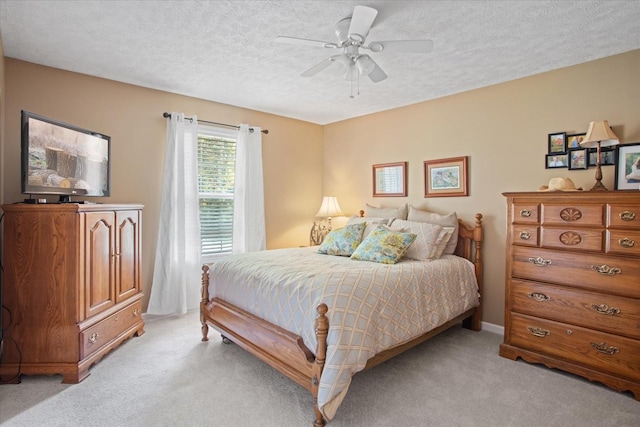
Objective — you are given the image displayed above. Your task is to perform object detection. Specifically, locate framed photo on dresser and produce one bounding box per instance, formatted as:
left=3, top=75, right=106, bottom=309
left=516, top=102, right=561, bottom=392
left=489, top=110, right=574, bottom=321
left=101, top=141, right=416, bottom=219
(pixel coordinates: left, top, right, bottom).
left=615, top=142, right=640, bottom=190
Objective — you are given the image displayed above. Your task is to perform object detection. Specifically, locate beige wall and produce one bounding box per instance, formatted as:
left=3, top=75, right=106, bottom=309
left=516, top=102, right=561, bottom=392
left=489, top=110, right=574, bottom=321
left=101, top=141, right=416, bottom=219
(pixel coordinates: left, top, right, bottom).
left=2, top=59, right=324, bottom=311
left=323, top=49, right=640, bottom=326
left=2, top=50, right=639, bottom=326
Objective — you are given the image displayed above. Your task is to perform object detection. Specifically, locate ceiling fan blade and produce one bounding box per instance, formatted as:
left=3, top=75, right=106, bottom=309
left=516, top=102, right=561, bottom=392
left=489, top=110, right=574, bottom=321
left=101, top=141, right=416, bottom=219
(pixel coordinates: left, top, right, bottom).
left=348, top=5, right=378, bottom=42
left=275, top=36, right=338, bottom=49
left=367, top=62, right=388, bottom=83
left=301, top=55, right=345, bottom=77
left=367, top=40, right=434, bottom=54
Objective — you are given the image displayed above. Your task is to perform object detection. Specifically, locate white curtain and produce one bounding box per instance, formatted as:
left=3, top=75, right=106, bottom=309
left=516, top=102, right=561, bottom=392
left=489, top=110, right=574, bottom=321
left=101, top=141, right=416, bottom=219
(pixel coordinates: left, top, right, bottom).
left=147, top=113, right=202, bottom=315
left=233, top=124, right=266, bottom=253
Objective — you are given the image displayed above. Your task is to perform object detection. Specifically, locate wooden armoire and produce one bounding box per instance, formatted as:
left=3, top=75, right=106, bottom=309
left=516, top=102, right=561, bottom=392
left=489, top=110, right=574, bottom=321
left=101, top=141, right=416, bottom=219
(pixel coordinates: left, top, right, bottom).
left=0, top=203, right=145, bottom=383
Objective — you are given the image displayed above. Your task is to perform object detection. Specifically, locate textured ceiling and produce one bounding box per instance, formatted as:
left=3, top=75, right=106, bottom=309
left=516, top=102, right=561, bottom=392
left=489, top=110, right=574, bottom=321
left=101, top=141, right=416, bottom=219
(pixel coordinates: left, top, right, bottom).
left=1, top=1, right=640, bottom=125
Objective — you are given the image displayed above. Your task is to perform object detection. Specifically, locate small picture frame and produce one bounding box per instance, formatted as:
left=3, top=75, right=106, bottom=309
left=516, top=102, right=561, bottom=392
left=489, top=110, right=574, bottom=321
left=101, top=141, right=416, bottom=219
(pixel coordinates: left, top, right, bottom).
left=373, top=162, right=407, bottom=197
left=566, top=133, right=586, bottom=149
left=568, top=149, right=588, bottom=170
left=424, top=156, right=468, bottom=197
left=587, top=147, right=616, bottom=167
left=545, top=153, right=568, bottom=169
left=548, top=132, right=567, bottom=153
left=614, top=142, right=640, bottom=190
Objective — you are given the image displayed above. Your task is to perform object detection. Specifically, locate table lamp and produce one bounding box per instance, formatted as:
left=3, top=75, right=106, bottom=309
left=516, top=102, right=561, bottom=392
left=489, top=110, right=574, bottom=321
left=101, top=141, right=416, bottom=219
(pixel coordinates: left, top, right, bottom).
left=579, top=120, right=619, bottom=191
left=310, top=196, right=344, bottom=245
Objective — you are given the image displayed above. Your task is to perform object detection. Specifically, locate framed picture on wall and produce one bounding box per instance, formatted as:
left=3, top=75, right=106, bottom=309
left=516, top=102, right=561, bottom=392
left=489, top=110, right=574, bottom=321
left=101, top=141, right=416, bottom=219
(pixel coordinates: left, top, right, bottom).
left=566, top=133, right=586, bottom=149
left=614, top=142, right=640, bottom=190
left=568, top=149, right=588, bottom=170
left=548, top=132, right=567, bottom=153
left=587, top=147, right=616, bottom=167
left=424, top=156, right=468, bottom=197
left=372, top=162, right=407, bottom=197
left=545, top=153, right=568, bottom=169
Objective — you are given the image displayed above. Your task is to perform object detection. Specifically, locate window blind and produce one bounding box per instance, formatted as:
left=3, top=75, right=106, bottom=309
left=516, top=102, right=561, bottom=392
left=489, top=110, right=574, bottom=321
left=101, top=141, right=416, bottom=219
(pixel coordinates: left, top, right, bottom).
left=197, top=130, right=236, bottom=256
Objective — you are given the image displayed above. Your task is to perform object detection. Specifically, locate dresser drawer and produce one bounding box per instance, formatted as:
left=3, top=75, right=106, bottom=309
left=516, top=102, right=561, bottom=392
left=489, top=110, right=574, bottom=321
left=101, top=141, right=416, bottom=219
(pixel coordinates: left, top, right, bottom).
left=607, top=229, right=640, bottom=256
left=541, top=227, right=604, bottom=252
left=509, top=313, right=640, bottom=381
left=80, top=300, right=143, bottom=359
left=511, top=203, right=539, bottom=224
left=511, top=246, right=640, bottom=298
left=511, top=225, right=539, bottom=247
left=608, top=204, right=640, bottom=229
left=542, top=204, right=604, bottom=226
left=510, top=279, right=640, bottom=339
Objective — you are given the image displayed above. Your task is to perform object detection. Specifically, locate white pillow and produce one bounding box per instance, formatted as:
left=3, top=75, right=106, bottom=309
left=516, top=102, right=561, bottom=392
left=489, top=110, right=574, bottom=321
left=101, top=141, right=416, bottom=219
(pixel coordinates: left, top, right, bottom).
left=433, top=227, right=456, bottom=258
left=346, top=216, right=391, bottom=239
left=407, top=205, right=459, bottom=255
left=390, top=220, right=453, bottom=260
left=365, top=203, right=408, bottom=220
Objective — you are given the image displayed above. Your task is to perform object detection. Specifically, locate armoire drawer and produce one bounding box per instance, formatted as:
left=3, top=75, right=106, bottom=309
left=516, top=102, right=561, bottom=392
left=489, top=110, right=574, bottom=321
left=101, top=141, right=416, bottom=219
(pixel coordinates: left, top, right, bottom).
left=80, top=300, right=143, bottom=359
left=510, top=279, right=640, bottom=339
left=511, top=246, right=640, bottom=298
left=509, top=313, right=640, bottom=381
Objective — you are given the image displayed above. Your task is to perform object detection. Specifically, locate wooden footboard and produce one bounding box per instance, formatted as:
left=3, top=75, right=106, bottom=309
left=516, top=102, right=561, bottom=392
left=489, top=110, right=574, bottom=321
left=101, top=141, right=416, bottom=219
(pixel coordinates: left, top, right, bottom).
left=200, top=269, right=328, bottom=426
left=200, top=213, right=484, bottom=426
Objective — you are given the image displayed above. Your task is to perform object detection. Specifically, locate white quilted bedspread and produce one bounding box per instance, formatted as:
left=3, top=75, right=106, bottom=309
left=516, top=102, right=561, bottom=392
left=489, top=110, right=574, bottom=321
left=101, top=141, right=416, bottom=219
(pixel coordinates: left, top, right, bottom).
left=208, top=247, right=479, bottom=420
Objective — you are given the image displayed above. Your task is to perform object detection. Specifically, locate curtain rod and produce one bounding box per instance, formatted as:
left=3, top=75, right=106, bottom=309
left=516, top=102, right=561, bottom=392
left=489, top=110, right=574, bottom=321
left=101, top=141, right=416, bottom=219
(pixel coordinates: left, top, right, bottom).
left=162, top=112, right=268, bottom=134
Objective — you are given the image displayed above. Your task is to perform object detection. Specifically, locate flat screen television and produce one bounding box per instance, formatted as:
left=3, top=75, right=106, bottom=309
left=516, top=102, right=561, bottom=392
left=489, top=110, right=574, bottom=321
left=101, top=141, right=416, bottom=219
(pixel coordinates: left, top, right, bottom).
left=21, top=110, right=111, bottom=202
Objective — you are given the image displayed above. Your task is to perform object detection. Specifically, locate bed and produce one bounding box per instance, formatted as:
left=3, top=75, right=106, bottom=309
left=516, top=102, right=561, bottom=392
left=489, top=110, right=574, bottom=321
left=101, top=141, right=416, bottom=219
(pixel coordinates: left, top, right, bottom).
left=200, top=211, right=483, bottom=426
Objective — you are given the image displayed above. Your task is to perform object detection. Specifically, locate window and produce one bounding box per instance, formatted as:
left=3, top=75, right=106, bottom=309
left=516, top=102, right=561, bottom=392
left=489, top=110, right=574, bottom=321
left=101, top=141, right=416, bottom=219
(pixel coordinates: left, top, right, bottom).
left=197, top=125, right=237, bottom=258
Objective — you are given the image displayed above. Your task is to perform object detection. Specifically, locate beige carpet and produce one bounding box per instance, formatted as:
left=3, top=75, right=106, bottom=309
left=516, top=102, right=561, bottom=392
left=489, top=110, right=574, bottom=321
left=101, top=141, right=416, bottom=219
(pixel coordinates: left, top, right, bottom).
left=1, top=310, right=638, bottom=426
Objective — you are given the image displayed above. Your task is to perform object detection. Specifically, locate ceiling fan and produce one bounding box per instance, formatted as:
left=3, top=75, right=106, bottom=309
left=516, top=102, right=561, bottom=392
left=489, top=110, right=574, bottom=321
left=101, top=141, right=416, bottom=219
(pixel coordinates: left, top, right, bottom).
left=276, top=5, right=434, bottom=97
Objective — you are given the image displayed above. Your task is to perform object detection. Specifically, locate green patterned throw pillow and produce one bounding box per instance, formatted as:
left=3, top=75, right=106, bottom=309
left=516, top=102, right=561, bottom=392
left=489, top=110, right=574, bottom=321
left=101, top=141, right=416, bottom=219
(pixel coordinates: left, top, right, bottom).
left=317, top=222, right=366, bottom=256
left=350, top=225, right=417, bottom=264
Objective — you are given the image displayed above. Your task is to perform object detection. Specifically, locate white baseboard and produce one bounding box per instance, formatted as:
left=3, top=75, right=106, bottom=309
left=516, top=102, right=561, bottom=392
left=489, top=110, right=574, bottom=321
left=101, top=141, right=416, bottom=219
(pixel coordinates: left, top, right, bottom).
left=481, top=321, right=504, bottom=335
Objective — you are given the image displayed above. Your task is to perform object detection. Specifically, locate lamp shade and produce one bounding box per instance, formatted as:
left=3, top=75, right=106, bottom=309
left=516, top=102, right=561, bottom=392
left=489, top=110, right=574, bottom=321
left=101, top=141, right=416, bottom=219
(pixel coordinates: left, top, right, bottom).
left=315, top=196, right=344, bottom=218
left=579, top=120, right=619, bottom=148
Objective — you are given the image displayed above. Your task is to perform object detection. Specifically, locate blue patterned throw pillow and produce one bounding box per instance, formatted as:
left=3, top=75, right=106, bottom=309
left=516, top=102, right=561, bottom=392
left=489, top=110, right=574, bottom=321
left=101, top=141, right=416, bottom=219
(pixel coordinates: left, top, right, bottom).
left=317, top=222, right=366, bottom=256
left=350, top=225, right=417, bottom=264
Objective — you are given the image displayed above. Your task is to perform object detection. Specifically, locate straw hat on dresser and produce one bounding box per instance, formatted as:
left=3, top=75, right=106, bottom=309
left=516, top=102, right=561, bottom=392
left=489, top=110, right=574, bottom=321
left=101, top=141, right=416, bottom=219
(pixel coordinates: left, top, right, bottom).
left=538, top=177, right=583, bottom=191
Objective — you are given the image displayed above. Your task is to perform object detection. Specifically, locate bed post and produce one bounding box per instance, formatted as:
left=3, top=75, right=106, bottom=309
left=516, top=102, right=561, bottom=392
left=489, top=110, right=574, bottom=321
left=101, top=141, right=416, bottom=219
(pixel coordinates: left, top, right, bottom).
left=201, top=264, right=211, bottom=342
left=463, top=213, right=483, bottom=331
left=312, top=303, right=329, bottom=427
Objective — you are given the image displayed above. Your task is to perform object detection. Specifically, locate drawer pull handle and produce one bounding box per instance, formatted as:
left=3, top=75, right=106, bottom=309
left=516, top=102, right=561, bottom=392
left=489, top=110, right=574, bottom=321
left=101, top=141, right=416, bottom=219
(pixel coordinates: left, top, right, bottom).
left=591, top=304, right=620, bottom=316
left=619, top=211, right=636, bottom=221
left=519, top=231, right=531, bottom=240
left=591, top=264, right=621, bottom=275
left=88, top=332, right=99, bottom=345
left=133, top=308, right=140, bottom=316
left=618, top=237, right=635, bottom=248
left=590, top=342, right=619, bottom=355
left=560, top=208, right=582, bottom=222
left=520, top=209, right=532, bottom=218
left=528, top=292, right=550, bottom=302
left=528, top=257, right=551, bottom=267
left=527, top=326, right=550, bottom=338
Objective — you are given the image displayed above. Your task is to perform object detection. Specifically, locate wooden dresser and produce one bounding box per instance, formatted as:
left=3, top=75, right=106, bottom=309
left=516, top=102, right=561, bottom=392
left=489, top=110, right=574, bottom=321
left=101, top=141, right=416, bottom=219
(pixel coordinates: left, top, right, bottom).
left=0, top=203, right=145, bottom=383
left=500, top=191, right=640, bottom=400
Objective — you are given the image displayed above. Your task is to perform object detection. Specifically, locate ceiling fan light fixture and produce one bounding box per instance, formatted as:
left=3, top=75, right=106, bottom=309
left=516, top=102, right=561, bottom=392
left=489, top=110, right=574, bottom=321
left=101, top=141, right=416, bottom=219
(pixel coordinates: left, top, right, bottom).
left=356, top=55, right=375, bottom=76
left=343, top=63, right=357, bottom=81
